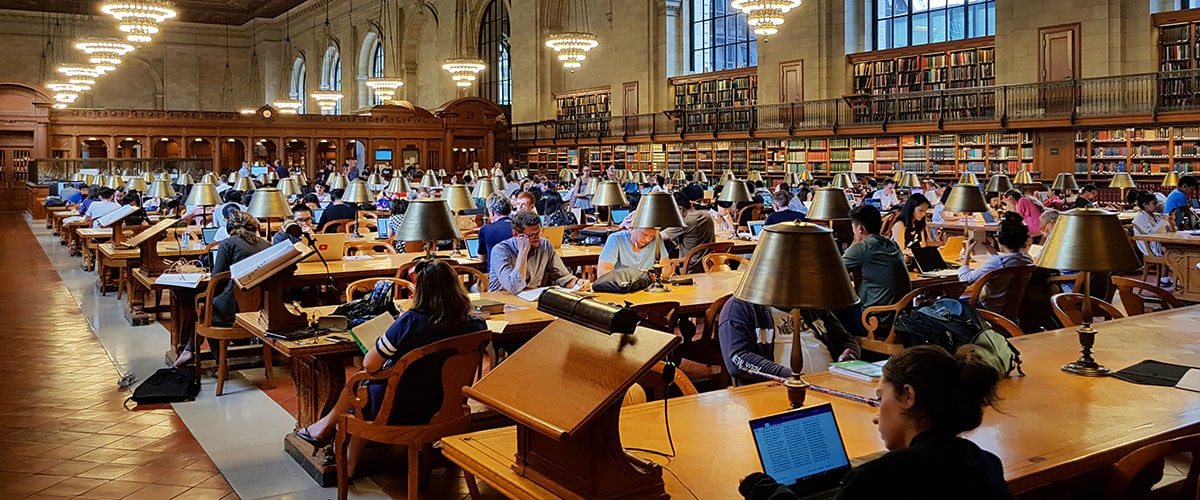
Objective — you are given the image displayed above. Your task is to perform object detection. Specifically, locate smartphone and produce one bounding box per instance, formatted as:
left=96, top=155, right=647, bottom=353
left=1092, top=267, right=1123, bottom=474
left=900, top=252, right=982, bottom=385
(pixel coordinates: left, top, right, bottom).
left=325, top=334, right=351, bottom=343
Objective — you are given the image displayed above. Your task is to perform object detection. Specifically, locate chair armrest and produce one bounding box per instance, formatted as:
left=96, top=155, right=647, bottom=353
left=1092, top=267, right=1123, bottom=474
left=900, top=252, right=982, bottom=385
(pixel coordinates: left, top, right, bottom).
left=963, top=279, right=985, bottom=305
left=861, top=303, right=902, bottom=344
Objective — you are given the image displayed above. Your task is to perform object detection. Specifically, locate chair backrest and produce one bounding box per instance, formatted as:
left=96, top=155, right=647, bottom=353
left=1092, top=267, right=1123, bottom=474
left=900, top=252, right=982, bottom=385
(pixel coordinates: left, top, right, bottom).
left=880, top=211, right=901, bottom=235
left=1103, top=433, right=1200, bottom=500
left=324, top=220, right=351, bottom=234
left=1051, top=293, right=1125, bottom=328
left=345, top=277, right=416, bottom=302
left=678, top=241, right=734, bottom=275
left=1111, top=276, right=1185, bottom=317
left=345, top=241, right=397, bottom=256
left=699, top=294, right=734, bottom=345
left=978, top=309, right=1024, bottom=338
left=198, top=272, right=260, bottom=334
left=940, top=236, right=966, bottom=260
left=632, top=301, right=680, bottom=334
left=702, top=253, right=750, bottom=273
left=632, top=361, right=699, bottom=403
left=402, top=240, right=426, bottom=253
left=964, top=264, right=1036, bottom=320
left=452, top=265, right=488, bottom=291
left=862, top=281, right=968, bottom=341
left=368, top=330, right=491, bottom=427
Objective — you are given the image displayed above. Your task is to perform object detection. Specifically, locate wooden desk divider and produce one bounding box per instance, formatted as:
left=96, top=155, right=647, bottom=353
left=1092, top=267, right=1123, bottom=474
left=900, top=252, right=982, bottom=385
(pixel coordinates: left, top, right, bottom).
left=97, top=205, right=141, bottom=245
left=462, top=320, right=680, bottom=499
left=231, top=241, right=315, bottom=333
left=119, top=217, right=179, bottom=276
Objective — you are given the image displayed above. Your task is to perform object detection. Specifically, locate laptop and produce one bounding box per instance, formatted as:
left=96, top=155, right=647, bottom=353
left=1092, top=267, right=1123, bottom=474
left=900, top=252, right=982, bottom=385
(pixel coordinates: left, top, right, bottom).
left=749, top=403, right=852, bottom=500
left=313, top=209, right=325, bottom=222
left=302, top=233, right=346, bottom=262
left=981, top=211, right=997, bottom=224
left=912, top=246, right=960, bottom=277
left=609, top=209, right=630, bottom=224
left=201, top=226, right=219, bottom=245
left=464, top=238, right=481, bottom=259
left=541, top=226, right=566, bottom=249
left=748, top=221, right=766, bottom=238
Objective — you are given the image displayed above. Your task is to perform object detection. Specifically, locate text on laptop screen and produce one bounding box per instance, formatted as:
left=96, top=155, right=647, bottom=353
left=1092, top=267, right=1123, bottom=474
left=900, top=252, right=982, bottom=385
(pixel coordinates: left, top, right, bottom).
left=751, top=404, right=850, bottom=486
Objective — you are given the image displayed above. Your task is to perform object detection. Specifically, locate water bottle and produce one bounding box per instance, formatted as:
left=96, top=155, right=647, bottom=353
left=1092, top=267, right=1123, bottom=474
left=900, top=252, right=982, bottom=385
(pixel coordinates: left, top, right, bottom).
left=180, top=231, right=191, bottom=248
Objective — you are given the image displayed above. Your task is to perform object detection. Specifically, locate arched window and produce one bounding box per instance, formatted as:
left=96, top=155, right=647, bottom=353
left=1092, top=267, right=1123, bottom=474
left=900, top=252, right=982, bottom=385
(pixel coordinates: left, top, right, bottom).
left=689, top=0, right=756, bottom=74
left=478, top=0, right=510, bottom=105
left=290, top=57, right=306, bottom=114
left=321, top=46, right=342, bottom=114
left=371, top=38, right=385, bottom=105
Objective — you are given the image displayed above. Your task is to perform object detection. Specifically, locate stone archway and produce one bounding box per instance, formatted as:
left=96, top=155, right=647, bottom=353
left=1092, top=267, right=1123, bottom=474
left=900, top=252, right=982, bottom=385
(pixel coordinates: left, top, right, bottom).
left=0, top=82, right=52, bottom=211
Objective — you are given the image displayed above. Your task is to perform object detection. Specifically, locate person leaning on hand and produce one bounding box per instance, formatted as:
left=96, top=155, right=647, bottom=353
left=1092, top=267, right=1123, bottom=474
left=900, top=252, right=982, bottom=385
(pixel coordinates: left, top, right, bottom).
left=488, top=210, right=589, bottom=294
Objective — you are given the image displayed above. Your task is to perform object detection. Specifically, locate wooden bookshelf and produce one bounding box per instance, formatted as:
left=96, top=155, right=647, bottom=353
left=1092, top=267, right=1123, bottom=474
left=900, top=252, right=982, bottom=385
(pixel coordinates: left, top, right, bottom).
left=1073, top=126, right=1200, bottom=177
left=1158, top=22, right=1199, bottom=108
left=554, top=87, right=611, bottom=138
left=847, top=39, right=995, bottom=123
left=669, top=68, right=758, bottom=133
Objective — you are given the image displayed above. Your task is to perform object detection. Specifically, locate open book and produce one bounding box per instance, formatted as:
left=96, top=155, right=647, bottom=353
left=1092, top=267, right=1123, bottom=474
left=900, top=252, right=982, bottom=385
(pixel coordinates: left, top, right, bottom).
left=154, top=273, right=206, bottom=288
left=349, top=313, right=395, bottom=354
left=119, top=217, right=178, bottom=248
left=95, top=205, right=140, bottom=228
left=231, top=240, right=314, bottom=290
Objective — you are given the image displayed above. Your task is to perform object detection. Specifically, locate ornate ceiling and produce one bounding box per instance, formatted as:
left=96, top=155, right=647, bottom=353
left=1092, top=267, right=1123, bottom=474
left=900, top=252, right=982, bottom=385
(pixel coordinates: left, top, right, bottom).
left=0, top=0, right=307, bottom=25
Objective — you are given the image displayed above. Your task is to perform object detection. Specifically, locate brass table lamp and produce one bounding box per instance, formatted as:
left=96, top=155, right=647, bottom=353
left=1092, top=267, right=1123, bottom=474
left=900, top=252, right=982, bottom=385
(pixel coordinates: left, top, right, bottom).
left=1051, top=173, right=1079, bottom=192
left=559, top=168, right=577, bottom=184
left=748, top=171, right=764, bottom=183
left=227, top=171, right=239, bottom=184
left=717, top=178, right=752, bottom=203
left=386, top=176, right=411, bottom=195
left=442, top=184, right=477, bottom=256
left=247, top=187, right=291, bottom=236
left=1013, top=169, right=1035, bottom=185
left=900, top=172, right=921, bottom=189
left=592, top=180, right=629, bottom=227
left=158, top=172, right=171, bottom=182
left=278, top=177, right=301, bottom=198
left=147, top=179, right=176, bottom=200
left=185, top=182, right=221, bottom=227
left=327, top=174, right=349, bottom=191
left=893, top=171, right=905, bottom=183
left=420, top=170, right=439, bottom=188
left=806, top=187, right=852, bottom=221
left=141, top=171, right=154, bottom=183
left=985, top=174, right=1014, bottom=194
left=128, top=177, right=149, bottom=194
left=266, top=170, right=280, bottom=183
left=843, top=171, right=858, bottom=185
left=830, top=173, right=852, bottom=190
left=694, top=169, right=708, bottom=185
left=958, top=171, right=980, bottom=186
left=734, top=221, right=859, bottom=403
left=944, top=183, right=991, bottom=247
left=394, top=199, right=464, bottom=257
left=630, top=191, right=684, bottom=293
left=233, top=176, right=255, bottom=192
left=367, top=172, right=386, bottom=189
left=1108, top=172, right=1136, bottom=206
left=104, top=175, right=125, bottom=190
left=1163, top=171, right=1180, bottom=188
left=491, top=176, right=506, bottom=195
left=343, top=179, right=375, bottom=205
left=1036, top=208, right=1141, bottom=376
left=472, top=178, right=496, bottom=200
left=585, top=177, right=600, bottom=196
left=201, top=173, right=218, bottom=184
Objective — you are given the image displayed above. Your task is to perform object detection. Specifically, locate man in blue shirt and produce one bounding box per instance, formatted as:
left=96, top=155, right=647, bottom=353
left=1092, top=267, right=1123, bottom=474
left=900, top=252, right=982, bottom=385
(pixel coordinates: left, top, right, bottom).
left=1164, top=175, right=1198, bottom=224
left=66, top=184, right=87, bottom=205
left=488, top=210, right=587, bottom=294
left=764, top=190, right=805, bottom=226
left=477, top=193, right=513, bottom=272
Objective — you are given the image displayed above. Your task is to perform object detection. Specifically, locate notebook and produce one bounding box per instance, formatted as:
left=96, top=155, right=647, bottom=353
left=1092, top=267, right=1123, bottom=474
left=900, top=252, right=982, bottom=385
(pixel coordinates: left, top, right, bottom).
left=749, top=403, right=852, bottom=499
left=748, top=221, right=766, bottom=237
left=912, top=246, right=959, bottom=277
left=542, top=226, right=565, bottom=249
left=302, top=233, right=346, bottom=262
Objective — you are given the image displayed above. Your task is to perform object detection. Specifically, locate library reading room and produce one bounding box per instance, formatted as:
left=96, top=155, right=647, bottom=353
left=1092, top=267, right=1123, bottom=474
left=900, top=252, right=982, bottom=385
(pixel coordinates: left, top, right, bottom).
left=7, top=0, right=1200, bottom=498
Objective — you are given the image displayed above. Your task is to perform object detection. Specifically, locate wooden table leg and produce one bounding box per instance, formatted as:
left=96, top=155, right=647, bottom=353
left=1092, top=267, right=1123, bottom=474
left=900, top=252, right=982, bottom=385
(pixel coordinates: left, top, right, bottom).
left=125, top=263, right=152, bottom=326
left=1163, top=247, right=1200, bottom=302
left=169, top=288, right=198, bottom=354
left=291, top=352, right=352, bottom=427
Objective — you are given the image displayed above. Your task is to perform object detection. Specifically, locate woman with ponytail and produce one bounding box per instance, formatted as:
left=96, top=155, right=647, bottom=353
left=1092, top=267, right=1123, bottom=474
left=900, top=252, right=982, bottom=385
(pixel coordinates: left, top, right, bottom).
left=957, top=211, right=1034, bottom=312
left=740, top=345, right=1010, bottom=500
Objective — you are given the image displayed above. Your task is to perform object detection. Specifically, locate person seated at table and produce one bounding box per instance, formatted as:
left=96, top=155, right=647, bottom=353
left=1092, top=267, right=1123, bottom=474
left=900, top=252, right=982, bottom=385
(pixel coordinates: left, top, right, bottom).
left=293, top=259, right=487, bottom=467
left=213, top=190, right=246, bottom=228
left=489, top=211, right=589, bottom=294
left=872, top=179, right=899, bottom=211
left=596, top=226, right=672, bottom=279
left=171, top=210, right=271, bottom=369
left=511, top=190, right=537, bottom=214
left=317, top=189, right=356, bottom=233
left=710, top=201, right=738, bottom=237
left=1165, top=175, right=1199, bottom=230
left=765, top=190, right=805, bottom=226
left=83, top=187, right=121, bottom=228
left=385, top=198, right=408, bottom=244
left=1074, top=184, right=1100, bottom=208
left=1131, top=192, right=1176, bottom=284
left=718, top=297, right=861, bottom=386
left=273, top=204, right=316, bottom=245
left=843, top=205, right=910, bottom=336
left=542, top=192, right=577, bottom=245
left=1004, top=189, right=1043, bottom=240
left=891, top=194, right=935, bottom=253
left=478, top=194, right=513, bottom=270
left=76, top=184, right=101, bottom=215
left=739, top=345, right=1008, bottom=500
left=119, top=193, right=149, bottom=226
left=66, top=183, right=87, bottom=205
left=661, top=192, right=716, bottom=274
left=958, top=212, right=1033, bottom=312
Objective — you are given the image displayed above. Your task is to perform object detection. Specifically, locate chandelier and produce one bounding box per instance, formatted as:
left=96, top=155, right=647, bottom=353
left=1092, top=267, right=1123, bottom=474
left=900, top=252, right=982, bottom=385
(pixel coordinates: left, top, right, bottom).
left=442, top=59, right=486, bottom=87
left=311, top=88, right=343, bottom=113
left=545, top=0, right=598, bottom=70
left=365, top=78, right=404, bottom=101
left=544, top=33, right=599, bottom=69
left=367, top=0, right=404, bottom=102
left=100, top=0, right=178, bottom=43
left=56, top=64, right=103, bottom=89
left=272, top=98, right=303, bottom=114
left=47, top=82, right=84, bottom=108
left=731, top=0, right=802, bottom=38
left=75, top=38, right=135, bottom=72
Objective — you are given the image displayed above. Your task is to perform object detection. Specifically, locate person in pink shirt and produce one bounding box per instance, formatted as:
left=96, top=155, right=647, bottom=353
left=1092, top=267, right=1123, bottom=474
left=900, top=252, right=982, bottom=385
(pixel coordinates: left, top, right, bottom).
left=1004, top=189, right=1044, bottom=239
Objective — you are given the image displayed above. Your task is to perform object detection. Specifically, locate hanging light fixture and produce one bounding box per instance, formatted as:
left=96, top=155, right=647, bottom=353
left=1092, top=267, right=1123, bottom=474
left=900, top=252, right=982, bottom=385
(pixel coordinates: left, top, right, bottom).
left=365, top=0, right=404, bottom=102
left=47, top=82, right=82, bottom=109
left=272, top=14, right=303, bottom=113
left=442, top=0, right=486, bottom=88
left=56, top=64, right=103, bottom=89
left=310, top=3, right=343, bottom=114
left=241, top=20, right=261, bottom=114
left=731, top=0, right=803, bottom=38
left=100, top=0, right=178, bottom=43
left=74, top=38, right=134, bottom=73
left=545, top=0, right=599, bottom=70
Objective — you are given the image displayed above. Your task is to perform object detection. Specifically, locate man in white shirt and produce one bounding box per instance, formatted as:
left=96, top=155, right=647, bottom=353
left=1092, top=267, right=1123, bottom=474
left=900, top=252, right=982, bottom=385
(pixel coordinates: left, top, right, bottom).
left=872, top=179, right=899, bottom=211
left=84, top=187, right=121, bottom=228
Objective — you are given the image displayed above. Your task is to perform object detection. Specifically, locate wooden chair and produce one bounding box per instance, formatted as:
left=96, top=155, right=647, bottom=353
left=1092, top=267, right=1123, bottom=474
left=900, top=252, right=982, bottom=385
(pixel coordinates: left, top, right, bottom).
left=736, top=205, right=763, bottom=229
left=344, top=277, right=416, bottom=302
left=452, top=264, right=488, bottom=291
left=344, top=241, right=396, bottom=256
left=963, top=265, right=1036, bottom=322
left=1102, top=433, right=1200, bottom=500
left=678, top=294, right=733, bottom=389
left=401, top=240, right=426, bottom=253
left=195, top=272, right=275, bottom=396
left=860, top=282, right=968, bottom=356
left=333, top=330, right=490, bottom=500
left=1051, top=293, right=1126, bottom=328
left=324, top=220, right=352, bottom=234
left=880, top=211, right=901, bottom=237
left=702, top=253, right=750, bottom=273
left=978, top=309, right=1025, bottom=338
left=667, top=241, right=734, bottom=276
left=1142, top=253, right=1168, bottom=283
left=1111, top=276, right=1185, bottom=317
left=632, top=301, right=680, bottom=334
left=626, top=361, right=700, bottom=405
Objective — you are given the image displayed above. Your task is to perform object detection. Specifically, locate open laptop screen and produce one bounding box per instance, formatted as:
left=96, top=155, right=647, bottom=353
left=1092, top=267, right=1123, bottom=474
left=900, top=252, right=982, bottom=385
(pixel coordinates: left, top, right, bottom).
left=749, top=403, right=851, bottom=488
left=465, top=238, right=480, bottom=259
left=749, top=221, right=766, bottom=237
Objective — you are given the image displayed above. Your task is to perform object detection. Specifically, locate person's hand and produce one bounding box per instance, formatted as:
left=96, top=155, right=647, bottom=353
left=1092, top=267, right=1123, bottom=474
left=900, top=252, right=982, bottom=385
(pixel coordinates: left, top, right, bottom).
left=573, top=278, right=591, bottom=291
left=837, top=348, right=857, bottom=362
left=514, top=234, right=531, bottom=255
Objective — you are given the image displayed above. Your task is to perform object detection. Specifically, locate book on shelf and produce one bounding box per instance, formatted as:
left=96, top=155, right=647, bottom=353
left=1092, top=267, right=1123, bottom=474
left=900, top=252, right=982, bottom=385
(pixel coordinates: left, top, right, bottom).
left=231, top=240, right=314, bottom=290
left=830, top=360, right=887, bottom=382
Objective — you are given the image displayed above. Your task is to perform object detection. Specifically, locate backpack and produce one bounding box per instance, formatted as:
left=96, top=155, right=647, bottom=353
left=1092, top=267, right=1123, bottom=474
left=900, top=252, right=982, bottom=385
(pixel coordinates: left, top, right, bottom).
left=591, top=267, right=653, bottom=294
left=333, top=280, right=401, bottom=328
left=894, top=298, right=1024, bottom=377
left=124, top=367, right=200, bottom=408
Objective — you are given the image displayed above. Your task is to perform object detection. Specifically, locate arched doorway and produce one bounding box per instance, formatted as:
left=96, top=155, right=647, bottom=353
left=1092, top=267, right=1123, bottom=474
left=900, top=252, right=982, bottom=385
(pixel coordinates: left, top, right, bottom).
left=221, top=139, right=245, bottom=174
left=188, top=139, right=213, bottom=159
left=316, top=139, right=338, bottom=170
left=253, top=139, right=277, bottom=166
left=284, top=139, right=307, bottom=171
left=116, top=138, right=141, bottom=158
left=0, top=83, right=50, bottom=211
left=81, top=138, right=108, bottom=158
left=153, top=138, right=180, bottom=158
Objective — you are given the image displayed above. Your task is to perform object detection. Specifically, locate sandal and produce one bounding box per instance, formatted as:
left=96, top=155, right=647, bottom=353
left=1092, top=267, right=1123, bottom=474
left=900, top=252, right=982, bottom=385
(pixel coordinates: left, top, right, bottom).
left=294, top=427, right=328, bottom=449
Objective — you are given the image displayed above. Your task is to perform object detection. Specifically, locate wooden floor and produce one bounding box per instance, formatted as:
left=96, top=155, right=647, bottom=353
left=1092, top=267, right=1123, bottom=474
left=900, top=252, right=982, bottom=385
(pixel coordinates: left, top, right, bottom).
left=0, top=214, right=234, bottom=499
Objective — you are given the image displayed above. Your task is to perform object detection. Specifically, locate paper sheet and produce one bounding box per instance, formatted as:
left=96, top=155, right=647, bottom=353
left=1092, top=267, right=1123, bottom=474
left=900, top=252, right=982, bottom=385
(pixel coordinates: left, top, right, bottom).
left=154, top=273, right=206, bottom=288
left=1176, top=369, right=1200, bottom=393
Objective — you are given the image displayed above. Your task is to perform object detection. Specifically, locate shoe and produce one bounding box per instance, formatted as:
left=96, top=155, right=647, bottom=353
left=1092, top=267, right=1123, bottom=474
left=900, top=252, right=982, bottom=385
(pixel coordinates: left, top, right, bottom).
left=293, top=427, right=328, bottom=449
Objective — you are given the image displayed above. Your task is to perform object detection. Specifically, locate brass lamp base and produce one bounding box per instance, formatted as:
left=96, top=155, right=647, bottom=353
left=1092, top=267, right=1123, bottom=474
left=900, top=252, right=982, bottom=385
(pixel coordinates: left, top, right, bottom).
left=1062, top=322, right=1110, bottom=377
left=646, top=264, right=670, bottom=293
left=1062, top=362, right=1110, bottom=377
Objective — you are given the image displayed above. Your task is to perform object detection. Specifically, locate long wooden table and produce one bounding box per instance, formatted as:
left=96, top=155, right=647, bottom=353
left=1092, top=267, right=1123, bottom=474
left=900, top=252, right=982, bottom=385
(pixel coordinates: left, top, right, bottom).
left=99, top=241, right=209, bottom=324
left=1133, top=231, right=1200, bottom=301
left=443, top=306, right=1200, bottom=498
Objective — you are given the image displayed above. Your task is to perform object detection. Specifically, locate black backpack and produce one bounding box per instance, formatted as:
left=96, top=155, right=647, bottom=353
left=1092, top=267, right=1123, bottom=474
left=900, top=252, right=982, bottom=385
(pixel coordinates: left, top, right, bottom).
left=894, top=298, right=1024, bottom=376
left=125, top=368, right=200, bottom=408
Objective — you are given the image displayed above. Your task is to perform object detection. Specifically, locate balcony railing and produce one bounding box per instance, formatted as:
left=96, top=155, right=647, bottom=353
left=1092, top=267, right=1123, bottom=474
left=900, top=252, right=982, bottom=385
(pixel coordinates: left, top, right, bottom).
left=513, top=69, right=1200, bottom=143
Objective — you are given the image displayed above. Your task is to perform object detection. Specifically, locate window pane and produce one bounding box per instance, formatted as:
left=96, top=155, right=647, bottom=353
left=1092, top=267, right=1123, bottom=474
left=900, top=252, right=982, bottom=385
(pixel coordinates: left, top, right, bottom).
left=987, top=3, right=994, bottom=34
left=877, top=19, right=890, bottom=48
left=878, top=0, right=892, bottom=17
left=894, top=18, right=909, bottom=47
left=911, top=12, right=928, bottom=45
left=894, top=0, right=909, bottom=15
left=912, top=0, right=928, bottom=12
left=930, top=9, right=946, bottom=42
left=948, top=6, right=965, bottom=40
left=969, top=3, right=986, bottom=37
left=930, top=0, right=946, bottom=9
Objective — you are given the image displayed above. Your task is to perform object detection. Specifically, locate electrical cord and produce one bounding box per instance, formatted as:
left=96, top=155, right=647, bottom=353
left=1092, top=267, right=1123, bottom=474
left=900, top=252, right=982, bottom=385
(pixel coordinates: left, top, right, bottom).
left=623, top=362, right=698, bottom=499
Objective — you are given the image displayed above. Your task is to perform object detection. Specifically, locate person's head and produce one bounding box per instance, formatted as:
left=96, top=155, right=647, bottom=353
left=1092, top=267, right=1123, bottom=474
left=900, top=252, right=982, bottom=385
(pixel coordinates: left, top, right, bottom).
left=581, top=164, right=592, bottom=178
left=997, top=211, right=1030, bottom=252
left=514, top=191, right=537, bottom=213
left=1039, top=209, right=1060, bottom=236
left=543, top=191, right=566, bottom=215
left=486, top=193, right=511, bottom=218
left=899, top=194, right=930, bottom=227
left=79, top=185, right=90, bottom=195
left=607, top=165, right=616, bottom=178
left=225, top=209, right=262, bottom=244
left=224, top=190, right=244, bottom=205
left=1136, top=191, right=1160, bottom=213
left=97, top=187, right=115, bottom=201
left=771, top=189, right=793, bottom=210
left=330, top=189, right=345, bottom=203
left=315, top=183, right=327, bottom=194
left=1180, top=175, right=1200, bottom=196
left=1125, top=188, right=1143, bottom=207
left=986, top=192, right=1002, bottom=209
left=655, top=174, right=665, bottom=187
left=629, top=227, right=658, bottom=248
left=1080, top=184, right=1098, bottom=200
left=849, top=205, right=883, bottom=236
left=882, top=179, right=895, bottom=193
left=390, top=198, right=409, bottom=217
left=875, top=345, right=999, bottom=450
left=776, top=182, right=790, bottom=193
left=510, top=210, right=544, bottom=249
left=1003, top=189, right=1025, bottom=211
left=409, top=258, right=473, bottom=330
left=121, top=193, right=141, bottom=207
